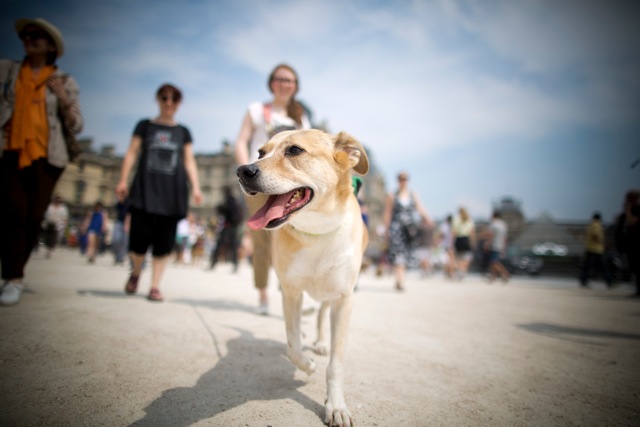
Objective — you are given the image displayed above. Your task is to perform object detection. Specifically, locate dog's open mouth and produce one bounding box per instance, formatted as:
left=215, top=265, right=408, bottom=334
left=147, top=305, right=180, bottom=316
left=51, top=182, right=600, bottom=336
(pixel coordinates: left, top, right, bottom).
left=247, top=187, right=314, bottom=230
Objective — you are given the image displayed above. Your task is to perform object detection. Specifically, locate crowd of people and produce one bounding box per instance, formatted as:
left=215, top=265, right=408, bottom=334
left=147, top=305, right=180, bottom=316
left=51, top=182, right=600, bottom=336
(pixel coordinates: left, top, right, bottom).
left=2, top=17, right=639, bottom=309
left=378, top=178, right=511, bottom=291
left=0, top=20, right=303, bottom=310
left=376, top=175, right=638, bottom=296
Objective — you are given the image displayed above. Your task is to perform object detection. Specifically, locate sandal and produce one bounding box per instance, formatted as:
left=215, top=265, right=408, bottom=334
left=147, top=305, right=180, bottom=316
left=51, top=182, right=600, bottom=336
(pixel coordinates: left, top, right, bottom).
left=125, top=274, right=139, bottom=295
left=147, top=288, right=164, bottom=302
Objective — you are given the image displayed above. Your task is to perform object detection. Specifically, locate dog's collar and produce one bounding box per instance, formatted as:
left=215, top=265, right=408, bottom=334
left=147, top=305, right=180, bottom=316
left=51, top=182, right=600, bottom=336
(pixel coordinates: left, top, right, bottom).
left=288, top=224, right=340, bottom=237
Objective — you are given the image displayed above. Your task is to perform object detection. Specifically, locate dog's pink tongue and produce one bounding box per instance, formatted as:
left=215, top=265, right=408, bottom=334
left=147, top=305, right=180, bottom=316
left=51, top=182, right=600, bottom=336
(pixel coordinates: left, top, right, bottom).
left=247, top=194, right=291, bottom=230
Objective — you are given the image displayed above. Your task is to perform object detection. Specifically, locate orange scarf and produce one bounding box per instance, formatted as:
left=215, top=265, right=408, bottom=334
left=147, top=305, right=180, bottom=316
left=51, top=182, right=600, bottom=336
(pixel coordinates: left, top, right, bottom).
left=8, top=64, right=55, bottom=168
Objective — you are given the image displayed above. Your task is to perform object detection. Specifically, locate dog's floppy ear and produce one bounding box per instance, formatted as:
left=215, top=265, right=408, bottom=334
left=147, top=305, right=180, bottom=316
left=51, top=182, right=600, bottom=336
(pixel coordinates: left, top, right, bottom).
left=333, top=132, right=369, bottom=175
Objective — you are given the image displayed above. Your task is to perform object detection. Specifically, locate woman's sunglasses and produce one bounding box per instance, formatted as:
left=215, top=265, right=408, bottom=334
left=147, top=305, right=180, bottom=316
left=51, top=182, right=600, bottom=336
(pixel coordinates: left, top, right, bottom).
left=19, top=30, right=47, bottom=41
left=272, top=77, right=296, bottom=85
left=160, top=95, right=180, bottom=103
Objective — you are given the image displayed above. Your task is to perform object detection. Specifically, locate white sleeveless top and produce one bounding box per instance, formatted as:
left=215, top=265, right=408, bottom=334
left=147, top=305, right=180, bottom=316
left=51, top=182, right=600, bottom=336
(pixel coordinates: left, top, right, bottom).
left=246, top=101, right=311, bottom=162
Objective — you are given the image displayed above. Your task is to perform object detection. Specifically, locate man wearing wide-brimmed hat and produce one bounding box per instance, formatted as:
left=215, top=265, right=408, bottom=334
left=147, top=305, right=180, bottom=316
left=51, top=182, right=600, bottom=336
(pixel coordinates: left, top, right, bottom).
left=0, top=18, right=83, bottom=307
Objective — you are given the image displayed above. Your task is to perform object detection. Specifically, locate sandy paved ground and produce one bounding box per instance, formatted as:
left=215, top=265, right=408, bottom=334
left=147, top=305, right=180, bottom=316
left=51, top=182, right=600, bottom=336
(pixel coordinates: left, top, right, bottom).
left=1, top=249, right=639, bottom=427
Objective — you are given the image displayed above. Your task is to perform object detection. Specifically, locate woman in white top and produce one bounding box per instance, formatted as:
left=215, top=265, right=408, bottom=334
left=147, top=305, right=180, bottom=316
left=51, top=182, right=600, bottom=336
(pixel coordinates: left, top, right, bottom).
left=452, top=206, right=476, bottom=279
left=234, top=64, right=311, bottom=315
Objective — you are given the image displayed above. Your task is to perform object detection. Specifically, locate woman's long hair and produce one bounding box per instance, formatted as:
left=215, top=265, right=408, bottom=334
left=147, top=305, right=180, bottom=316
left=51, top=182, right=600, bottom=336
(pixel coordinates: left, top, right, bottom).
left=459, top=207, right=469, bottom=222
left=267, top=63, right=304, bottom=126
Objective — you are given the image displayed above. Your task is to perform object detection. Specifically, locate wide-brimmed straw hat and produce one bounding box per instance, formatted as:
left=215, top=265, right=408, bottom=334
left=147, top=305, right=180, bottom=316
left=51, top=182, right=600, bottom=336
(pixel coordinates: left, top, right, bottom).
left=15, top=18, right=65, bottom=58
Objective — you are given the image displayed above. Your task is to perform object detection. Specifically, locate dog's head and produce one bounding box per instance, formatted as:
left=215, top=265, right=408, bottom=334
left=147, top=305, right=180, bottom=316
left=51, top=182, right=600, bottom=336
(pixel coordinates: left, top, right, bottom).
left=237, top=129, right=369, bottom=231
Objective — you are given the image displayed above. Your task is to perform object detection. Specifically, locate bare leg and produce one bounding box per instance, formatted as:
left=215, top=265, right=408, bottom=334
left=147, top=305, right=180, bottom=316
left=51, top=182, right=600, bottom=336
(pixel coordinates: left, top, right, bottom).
left=394, top=263, right=405, bottom=291
left=150, top=255, right=169, bottom=291
left=446, top=250, right=455, bottom=277
left=86, top=232, right=97, bottom=262
left=252, top=228, right=272, bottom=310
left=259, top=288, right=268, bottom=304
left=130, top=252, right=145, bottom=278
left=488, top=263, right=497, bottom=282
left=495, top=261, right=510, bottom=282
left=457, top=256, right=471, bottom=279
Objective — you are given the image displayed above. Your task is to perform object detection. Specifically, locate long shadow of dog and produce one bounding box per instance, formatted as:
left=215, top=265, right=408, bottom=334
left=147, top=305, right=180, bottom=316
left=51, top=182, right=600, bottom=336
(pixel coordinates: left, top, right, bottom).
left=128, top=326, right=323, bottom=426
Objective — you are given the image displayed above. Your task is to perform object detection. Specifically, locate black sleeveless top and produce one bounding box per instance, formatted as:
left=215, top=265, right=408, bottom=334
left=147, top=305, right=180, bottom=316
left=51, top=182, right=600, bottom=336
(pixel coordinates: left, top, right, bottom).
left=128, top=119, right=192, bottom=218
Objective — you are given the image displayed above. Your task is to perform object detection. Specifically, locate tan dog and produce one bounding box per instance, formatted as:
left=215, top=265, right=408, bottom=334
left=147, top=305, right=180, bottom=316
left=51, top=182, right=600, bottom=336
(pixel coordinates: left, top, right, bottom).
left=237, top=129, right=369, bottom=427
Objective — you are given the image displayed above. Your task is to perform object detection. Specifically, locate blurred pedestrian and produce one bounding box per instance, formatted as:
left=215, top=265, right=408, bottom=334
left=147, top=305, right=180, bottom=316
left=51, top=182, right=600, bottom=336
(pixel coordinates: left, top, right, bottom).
left=0, top=18, right=83, bottom=306
left=77, top=208, right=90, bottom=255
left=210, top=186, right=244, bottom=272
left=83, top=202, right=108, bottom=264
left=175, top=213, right=198, bottom=265
left=452, top=206, right=476, bottom=280
left=579, top=212, right=612, bottom=288
left=476, top=224, right=493, bottom=275
left=112, top=193, right=130, bottom=265
left=439, top=215, right=455, bottom=278
left=183, top=213, right=199, bottom=265
left=234, top=63, right=311, bottom=315
left=174, top=215, right=190, bottom=264
left=190, top=216, right=206, bottom=265
left=43, top=194, right=69, bottom=258
left=423, top=230, right=453, bottom=277
left=116, top=83, right=202, bottom=302
left=487, top=211, right=510, bottom=283
left=614, top=190, right=640, bottom=296
left=382, top=172, right=433, bottom=291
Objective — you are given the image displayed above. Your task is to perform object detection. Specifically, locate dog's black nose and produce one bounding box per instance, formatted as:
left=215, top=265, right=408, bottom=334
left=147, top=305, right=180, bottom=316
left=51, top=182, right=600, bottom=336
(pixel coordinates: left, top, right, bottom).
left=237, top=164, right=259, bottom=180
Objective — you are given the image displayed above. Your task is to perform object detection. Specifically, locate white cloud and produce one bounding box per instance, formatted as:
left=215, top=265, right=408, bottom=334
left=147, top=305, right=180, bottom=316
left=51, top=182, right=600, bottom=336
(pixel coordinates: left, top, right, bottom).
left=211, top=0, right=638, bottom=165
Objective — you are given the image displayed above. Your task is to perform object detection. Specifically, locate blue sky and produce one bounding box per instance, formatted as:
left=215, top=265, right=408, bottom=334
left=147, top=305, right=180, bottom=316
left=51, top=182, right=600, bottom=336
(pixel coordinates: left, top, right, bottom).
left=2, top=0, right=639, bottom=223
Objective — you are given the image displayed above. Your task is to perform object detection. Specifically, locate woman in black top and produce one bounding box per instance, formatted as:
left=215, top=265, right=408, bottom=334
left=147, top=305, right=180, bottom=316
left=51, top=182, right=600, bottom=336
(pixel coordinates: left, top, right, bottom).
left=115, top=83, right=202, bottom=302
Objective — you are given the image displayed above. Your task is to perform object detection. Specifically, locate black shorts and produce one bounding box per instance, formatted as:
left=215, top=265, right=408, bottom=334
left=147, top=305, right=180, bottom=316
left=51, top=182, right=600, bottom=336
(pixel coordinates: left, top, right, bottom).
left=128, top=208, right=180, bottom=257
left=454, top=236, right=471, bottom=254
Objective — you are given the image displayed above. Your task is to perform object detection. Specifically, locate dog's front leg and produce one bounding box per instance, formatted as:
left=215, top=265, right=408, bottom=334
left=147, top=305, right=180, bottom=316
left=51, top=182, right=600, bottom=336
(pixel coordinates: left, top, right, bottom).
left=325, top=295, right=354, bottom=427
left=314, top=301, right=330, bottom=355
left=282, top=289, right=316, bottom=375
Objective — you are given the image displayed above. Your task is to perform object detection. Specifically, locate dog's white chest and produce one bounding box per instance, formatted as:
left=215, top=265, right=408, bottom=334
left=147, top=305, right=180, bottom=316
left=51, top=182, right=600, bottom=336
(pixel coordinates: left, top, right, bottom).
left=277, top=232, right=361, bottom=301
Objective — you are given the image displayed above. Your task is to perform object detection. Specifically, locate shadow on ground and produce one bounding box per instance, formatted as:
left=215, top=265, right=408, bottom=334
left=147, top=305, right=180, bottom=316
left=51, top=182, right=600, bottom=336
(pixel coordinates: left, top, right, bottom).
left=77, top=289, right=144, bottom=300
left=77, top=290, right=270, bottom=317
left=128, top=327, right=323, bottom=426
left=519, top=322, right=640, bottom=345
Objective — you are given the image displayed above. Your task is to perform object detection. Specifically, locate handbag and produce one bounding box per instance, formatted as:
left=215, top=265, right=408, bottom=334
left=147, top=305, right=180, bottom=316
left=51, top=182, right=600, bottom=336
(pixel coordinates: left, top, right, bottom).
left=403, top=222, right=420, bottom=243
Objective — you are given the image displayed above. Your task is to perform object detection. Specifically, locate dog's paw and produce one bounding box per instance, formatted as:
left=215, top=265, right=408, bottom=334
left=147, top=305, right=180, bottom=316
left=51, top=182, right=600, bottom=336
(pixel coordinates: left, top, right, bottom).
left=324, top=402, right=353, bottom=427
left=287, top=350, right=317, bottom=375
left=313, top=340, right=329, bottom=356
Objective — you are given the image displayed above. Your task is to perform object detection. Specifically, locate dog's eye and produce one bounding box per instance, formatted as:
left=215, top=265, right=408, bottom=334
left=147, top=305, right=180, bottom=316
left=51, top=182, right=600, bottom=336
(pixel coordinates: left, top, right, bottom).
left=286, top=145, right=304, bottom=156
left=257, top=149, right=265, bottom=159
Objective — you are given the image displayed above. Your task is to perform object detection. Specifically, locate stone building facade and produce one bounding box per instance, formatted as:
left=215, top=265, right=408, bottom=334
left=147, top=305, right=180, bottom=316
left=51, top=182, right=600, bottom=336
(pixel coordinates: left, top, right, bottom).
left=53, top=139, right=388, bottom=234
left=54, top=139, right=601, bottom=277
left=54, top=139, right=121, bottom=219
